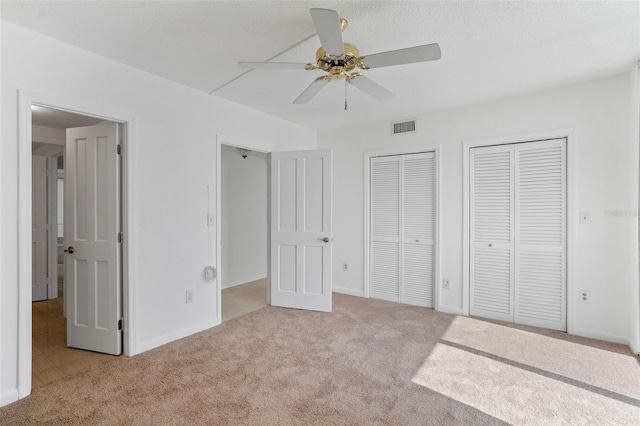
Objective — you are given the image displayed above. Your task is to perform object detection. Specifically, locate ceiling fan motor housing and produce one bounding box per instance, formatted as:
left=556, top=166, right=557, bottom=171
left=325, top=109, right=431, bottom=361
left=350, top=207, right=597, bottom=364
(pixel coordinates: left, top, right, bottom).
left=315, top=42, right=360, bottom=78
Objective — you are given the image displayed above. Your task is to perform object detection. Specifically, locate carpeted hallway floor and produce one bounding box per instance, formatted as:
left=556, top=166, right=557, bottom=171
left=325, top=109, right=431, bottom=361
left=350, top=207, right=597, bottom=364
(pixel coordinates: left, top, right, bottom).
left=1, top=294, right=639, bottom=425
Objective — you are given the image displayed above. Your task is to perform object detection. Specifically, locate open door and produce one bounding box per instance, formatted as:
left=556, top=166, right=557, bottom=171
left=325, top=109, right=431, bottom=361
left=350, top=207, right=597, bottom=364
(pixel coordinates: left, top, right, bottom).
left=270, top=149, right=332, bottom=312
left=64, top=122, right=122, bottom=355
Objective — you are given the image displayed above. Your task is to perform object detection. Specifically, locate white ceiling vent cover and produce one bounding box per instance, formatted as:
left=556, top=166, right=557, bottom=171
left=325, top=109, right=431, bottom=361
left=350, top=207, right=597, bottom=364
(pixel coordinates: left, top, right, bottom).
left=392, top=120, right=416, bottom=135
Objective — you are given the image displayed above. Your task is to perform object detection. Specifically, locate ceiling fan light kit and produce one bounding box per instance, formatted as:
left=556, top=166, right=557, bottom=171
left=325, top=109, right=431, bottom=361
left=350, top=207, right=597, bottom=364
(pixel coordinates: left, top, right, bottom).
left=238, top=8, right=441, bottom=108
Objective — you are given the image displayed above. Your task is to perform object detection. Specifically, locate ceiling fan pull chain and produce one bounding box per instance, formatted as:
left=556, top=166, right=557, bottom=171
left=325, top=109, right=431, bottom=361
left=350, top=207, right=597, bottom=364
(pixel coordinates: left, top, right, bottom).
left=344, top=77, right=348, bottom=111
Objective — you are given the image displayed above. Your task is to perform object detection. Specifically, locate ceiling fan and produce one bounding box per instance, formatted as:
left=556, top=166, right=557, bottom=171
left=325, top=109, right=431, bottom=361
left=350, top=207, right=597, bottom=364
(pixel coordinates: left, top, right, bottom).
left=238, top=8, right=441, bottom=108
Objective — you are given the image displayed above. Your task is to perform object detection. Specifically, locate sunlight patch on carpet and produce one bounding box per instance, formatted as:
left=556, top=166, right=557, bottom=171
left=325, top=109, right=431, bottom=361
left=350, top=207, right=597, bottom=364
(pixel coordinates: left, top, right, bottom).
left=412, top=342, right=640, bottom=424
left=437, top=316, right=640, bottom=399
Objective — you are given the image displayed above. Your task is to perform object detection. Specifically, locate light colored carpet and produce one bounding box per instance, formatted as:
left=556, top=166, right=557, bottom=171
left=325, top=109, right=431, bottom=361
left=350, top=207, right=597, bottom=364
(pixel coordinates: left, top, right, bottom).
left=1, top=294, right=639, bottom=425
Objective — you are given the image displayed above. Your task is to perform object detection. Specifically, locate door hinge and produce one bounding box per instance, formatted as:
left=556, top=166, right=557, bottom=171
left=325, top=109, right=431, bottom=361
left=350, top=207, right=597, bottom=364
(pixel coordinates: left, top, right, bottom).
left=118, top=318, right=123, bottom=330
left=117, top=144, right=122, bottom=155
left=117, top=232, right=123, bottom=243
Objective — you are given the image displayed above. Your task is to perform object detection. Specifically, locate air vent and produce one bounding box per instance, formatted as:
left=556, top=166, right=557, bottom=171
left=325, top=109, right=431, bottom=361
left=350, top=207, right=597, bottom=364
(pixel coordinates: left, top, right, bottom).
left=392, top=120, right=416, bottom=135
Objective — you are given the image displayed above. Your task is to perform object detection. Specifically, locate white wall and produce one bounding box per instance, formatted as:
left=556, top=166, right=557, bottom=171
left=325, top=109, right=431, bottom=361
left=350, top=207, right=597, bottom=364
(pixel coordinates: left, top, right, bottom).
left=221, top=145, right=267, bottom=288
left=319, top=72, right=638, bottom=348
left=0, top=21, right=316, bottom=405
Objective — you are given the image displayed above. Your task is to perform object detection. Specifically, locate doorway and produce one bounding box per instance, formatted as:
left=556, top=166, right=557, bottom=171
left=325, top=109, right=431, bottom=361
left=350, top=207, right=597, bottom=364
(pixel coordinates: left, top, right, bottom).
left=219, top=144, right=268, bottom=321
left=28, top=104, right=126, bottom=390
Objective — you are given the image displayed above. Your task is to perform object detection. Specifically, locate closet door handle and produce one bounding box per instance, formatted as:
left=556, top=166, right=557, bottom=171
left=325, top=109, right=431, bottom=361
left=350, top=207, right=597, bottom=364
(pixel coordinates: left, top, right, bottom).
left=64, top=246, right=75, bottom=254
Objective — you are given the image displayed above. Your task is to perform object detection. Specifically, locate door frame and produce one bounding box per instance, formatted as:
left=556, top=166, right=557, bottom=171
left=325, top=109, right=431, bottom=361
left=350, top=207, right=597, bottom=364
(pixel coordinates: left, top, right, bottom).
left=363, top=144, right=441, bottom=309
left=462, top=128, right=576, bottom=333
left=32, top=130, right=65, bottom=300
left=17, top=90, right=135, bottom=398
left=215, top=135, right=270, bottom=324
left=47, top=155, right=62, bottom=300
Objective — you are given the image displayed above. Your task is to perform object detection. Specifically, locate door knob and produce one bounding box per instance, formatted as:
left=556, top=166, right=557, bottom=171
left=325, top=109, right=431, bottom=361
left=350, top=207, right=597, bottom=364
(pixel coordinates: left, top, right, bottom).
left=318, top=237, right=331, bottom=243
left=64, top=246, right=75, bottom=254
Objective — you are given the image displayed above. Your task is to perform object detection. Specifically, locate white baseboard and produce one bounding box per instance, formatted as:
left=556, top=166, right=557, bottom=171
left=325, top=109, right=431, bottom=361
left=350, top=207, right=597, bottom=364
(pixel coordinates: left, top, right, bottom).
left=572, top=327, right=631, bottom=347
left=222, top=274, right=267, bottom=289
left=437, top=304, right=464, bottom=315
left=136, top=317, right=219, bottom=354
left=1, top=389, right=19, bottom=408
left=332, top=286, right=364, bottom=297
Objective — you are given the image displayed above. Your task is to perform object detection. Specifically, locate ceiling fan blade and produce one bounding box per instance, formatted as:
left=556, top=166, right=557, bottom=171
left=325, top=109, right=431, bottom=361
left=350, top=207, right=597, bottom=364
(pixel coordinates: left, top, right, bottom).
left=349, top=75, right=395, bottom=102
left=310, top=8, right=344, bottom=57
left=293, top=78, right=330, bottom=104
left=360, top=43, right=441, bottom=69
left=238, top=61, right=311, bottom=70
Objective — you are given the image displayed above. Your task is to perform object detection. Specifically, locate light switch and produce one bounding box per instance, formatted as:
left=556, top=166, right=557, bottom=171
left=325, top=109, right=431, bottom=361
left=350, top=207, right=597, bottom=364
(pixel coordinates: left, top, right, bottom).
left=207, top=213, right=215, bottom=227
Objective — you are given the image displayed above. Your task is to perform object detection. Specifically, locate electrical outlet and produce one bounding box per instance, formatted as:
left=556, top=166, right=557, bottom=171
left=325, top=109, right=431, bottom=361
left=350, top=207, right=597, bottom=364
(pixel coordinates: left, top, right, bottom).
left=186, top=290, right=194, bottom=303
left=443, top=278, right=451, bottom=289
left=342, top=263, right=349, bottom=272
left=579, top=289, right=589, bottom=303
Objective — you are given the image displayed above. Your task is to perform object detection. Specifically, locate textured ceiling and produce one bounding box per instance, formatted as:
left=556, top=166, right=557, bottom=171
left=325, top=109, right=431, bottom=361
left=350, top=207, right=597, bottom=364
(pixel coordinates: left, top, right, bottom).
left=2, top=1, right=639, bottom=131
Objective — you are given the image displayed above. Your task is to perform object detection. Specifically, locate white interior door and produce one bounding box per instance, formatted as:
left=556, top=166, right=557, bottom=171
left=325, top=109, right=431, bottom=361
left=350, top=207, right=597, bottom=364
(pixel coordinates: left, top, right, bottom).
left=32, top=155, right=49, bottom=302
left=65, top=122, right=122, bottom=355
left=270, top=149, right=332, bottom=312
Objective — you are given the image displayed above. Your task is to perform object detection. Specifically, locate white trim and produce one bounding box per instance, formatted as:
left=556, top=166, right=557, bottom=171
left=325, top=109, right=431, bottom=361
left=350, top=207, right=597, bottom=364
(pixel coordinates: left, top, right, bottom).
left=136, top=318, right=218, bottom=354
left=215, top=138, right=222, bottom=325
left=222, top=274, right=267, bottom=290
left=572, top=327, right=632, bottom=347
left=215, top=135, right=271, bottom=324
left=332, top=286, right=365, bottom=298
left=462, top=128, right=575, bottom=331
left=17, top=90, right=136, bottom=401
left=630, top=64, right=640, bottom=356
left=0, top=390, right=19, bottom=408
left=46, top=156, right=59, bottom=300
left=363, top=143, right=441, bottom=309
left=438, top=304, right=465, bottom=316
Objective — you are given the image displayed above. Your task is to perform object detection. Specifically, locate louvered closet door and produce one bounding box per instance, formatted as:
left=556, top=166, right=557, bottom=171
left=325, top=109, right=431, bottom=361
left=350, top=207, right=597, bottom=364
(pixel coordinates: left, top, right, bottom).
left=402, top=153, right=435, bottom=307
left=370, top=156, right=401, bottom=302
left=470, top=145, right=515, bottom=322
left=470, top=139, right=566, bottom=331
left=514, top=139, right=566, bottom=331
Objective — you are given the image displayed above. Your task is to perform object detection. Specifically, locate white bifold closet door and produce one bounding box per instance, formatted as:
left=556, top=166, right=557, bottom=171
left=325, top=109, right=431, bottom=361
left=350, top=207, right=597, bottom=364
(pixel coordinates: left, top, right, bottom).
left=470, top=138, right=566, bottom=331
left=370, top=152, right=435, bottom=308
